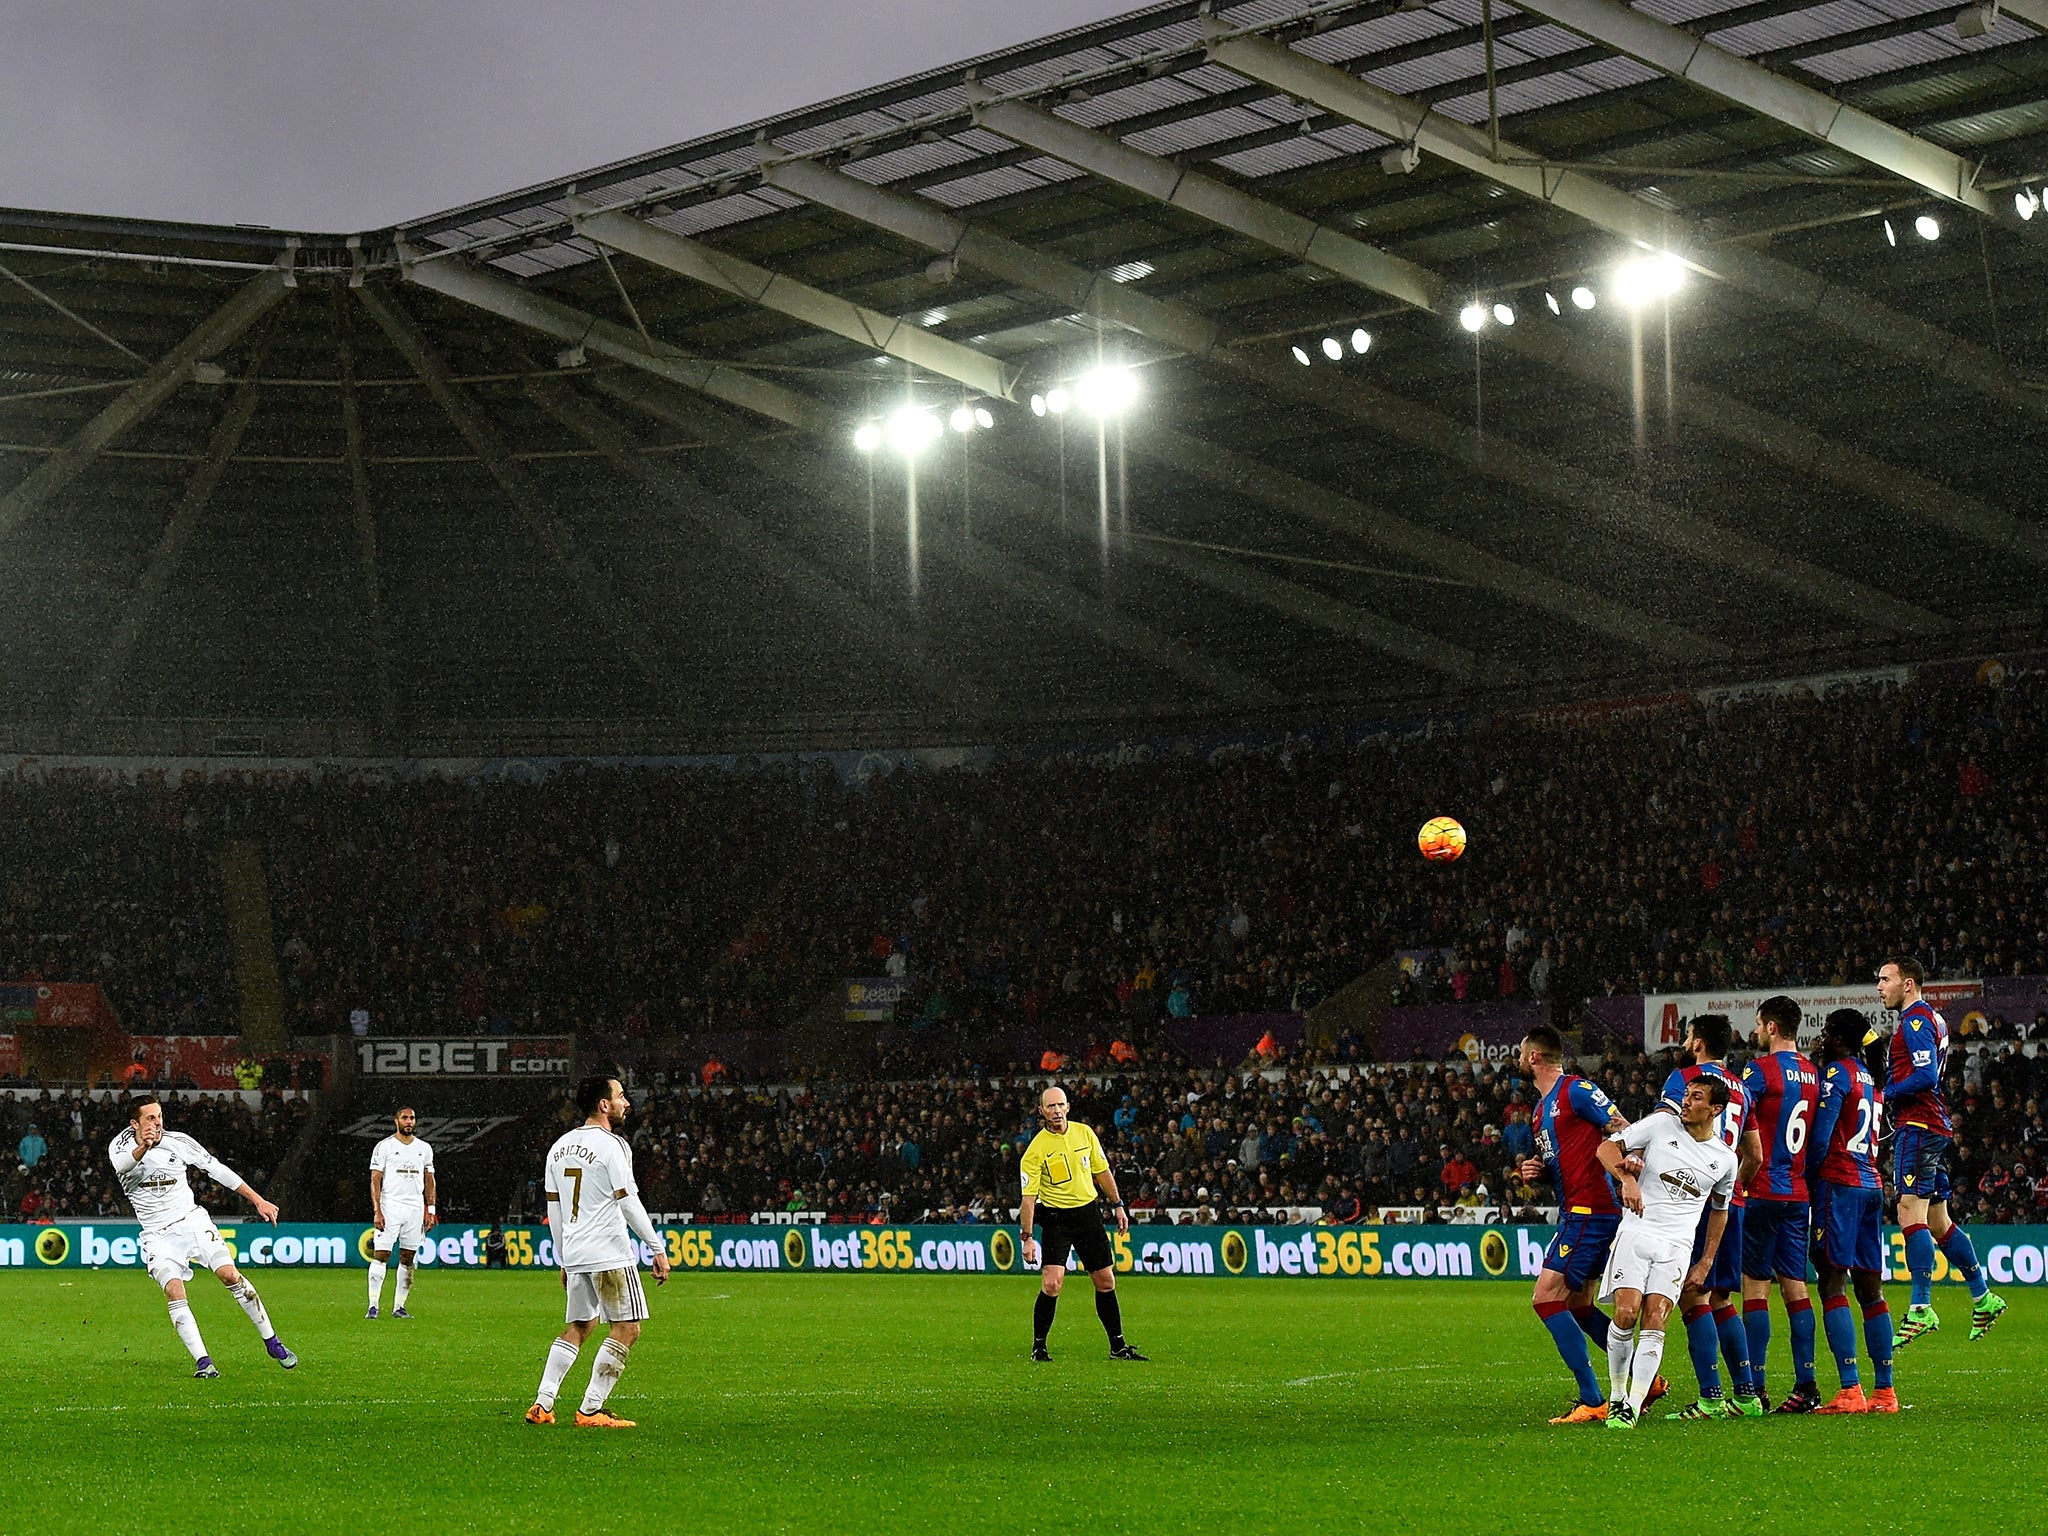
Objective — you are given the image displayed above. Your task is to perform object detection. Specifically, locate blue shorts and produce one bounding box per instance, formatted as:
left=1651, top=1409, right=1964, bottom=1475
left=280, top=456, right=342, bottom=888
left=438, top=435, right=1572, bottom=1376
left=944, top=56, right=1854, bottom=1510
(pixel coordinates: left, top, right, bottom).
left=1742, top=1198, right=1811, bottom=1281
left=1812, top=1182, right=1884, bottom=1273
left=1690, top=1201, right=1744, bottom=1293
left=1893, top=1126, right=1954, bottom=1204
left=1543, top=1210, right=1621, bottom=1291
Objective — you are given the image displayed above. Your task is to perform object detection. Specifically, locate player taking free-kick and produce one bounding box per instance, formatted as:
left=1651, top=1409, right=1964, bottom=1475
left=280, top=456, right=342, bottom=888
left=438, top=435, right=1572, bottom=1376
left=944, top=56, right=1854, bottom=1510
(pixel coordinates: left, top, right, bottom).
left=1514, top=1026, right=1635, bottom=1425
left=108, top=1097, right=297, bottom=1378
left=1879, top=958, right=2006, bottom=1346
left=367, top=1106, right=437, bottom=1319
left=1594, top=1075, right=1740, bottom=1431
left=527, top=1075, right=670, bottom=1428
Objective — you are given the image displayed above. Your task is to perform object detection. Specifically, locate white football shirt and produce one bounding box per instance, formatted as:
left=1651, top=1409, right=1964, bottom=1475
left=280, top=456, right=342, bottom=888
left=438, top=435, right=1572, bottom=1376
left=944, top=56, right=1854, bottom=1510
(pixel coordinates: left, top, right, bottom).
left=1616, top=1117, right=1739, bottom=1244
left=370, top=1135, right=435, bottom=1211
left=544, top=1125, right=641, bottom=1273
left=108, top=1127, right=244, bottom=1233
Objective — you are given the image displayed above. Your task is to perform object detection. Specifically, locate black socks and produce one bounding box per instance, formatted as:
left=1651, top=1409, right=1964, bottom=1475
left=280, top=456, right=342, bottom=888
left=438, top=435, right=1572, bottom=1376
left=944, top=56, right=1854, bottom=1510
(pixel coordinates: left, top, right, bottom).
left=1096, top=1288, right=1125, bottom=1349
left=1034, top=1291, right=1058, bottom=1344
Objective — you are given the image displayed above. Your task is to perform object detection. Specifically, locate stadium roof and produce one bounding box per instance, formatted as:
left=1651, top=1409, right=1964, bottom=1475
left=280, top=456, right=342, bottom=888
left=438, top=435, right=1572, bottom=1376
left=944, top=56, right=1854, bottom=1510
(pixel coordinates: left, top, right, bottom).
left=2, top=0, right=2044, bottom=756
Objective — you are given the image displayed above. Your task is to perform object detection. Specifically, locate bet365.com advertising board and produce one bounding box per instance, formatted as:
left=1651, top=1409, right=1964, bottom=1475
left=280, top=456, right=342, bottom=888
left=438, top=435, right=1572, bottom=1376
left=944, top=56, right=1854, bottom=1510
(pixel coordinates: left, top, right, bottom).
left=4, top=1222, right=2044, bottom=1286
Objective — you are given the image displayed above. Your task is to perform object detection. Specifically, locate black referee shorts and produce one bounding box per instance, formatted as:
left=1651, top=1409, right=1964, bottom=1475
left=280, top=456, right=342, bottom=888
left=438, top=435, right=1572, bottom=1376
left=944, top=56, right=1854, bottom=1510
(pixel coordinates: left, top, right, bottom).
left=1035, top=1202, right=1114, bottom=1274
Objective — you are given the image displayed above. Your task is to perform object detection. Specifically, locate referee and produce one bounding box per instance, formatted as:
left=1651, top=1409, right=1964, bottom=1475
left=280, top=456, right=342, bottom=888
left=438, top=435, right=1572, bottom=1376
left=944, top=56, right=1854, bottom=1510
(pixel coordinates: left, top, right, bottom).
left=1019, top=1085, right=1146, bottom=1362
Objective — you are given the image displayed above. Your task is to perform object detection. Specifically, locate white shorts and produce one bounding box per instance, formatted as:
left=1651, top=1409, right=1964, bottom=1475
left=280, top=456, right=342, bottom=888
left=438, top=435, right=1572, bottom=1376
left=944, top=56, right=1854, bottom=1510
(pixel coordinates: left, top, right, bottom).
left=140, top=1209, right=235, bottom=1287
left=565, top=1267, right=650, bottom=1326
left=1601, top=1223, right=1691, bottom=1303
left=374, top=1208, right=426, bottom=1256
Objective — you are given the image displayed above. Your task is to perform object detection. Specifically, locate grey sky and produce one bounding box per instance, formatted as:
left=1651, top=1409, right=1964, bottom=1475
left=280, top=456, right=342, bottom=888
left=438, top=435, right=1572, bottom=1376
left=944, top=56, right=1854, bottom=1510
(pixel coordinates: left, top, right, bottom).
left=3, top=1, right=1144, bottom=232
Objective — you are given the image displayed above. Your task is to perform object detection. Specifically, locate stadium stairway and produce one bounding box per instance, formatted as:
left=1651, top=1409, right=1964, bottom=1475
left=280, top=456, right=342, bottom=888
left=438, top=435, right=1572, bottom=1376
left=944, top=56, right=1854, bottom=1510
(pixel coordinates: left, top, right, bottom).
left=219, top=839, right=287, bottom=1052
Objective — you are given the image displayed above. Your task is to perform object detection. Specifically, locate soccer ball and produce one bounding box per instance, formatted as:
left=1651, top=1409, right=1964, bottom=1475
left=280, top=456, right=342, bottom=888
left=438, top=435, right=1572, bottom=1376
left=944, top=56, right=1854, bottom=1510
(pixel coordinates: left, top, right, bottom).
left=1418, top=816, right=1466, bottom=862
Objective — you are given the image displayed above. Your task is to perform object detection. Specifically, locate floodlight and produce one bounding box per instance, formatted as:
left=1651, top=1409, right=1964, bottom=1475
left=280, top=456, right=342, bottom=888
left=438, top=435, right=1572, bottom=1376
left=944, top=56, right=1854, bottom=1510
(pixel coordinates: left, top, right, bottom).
left=1884, top=218, right=1897, bottom=247
left=1915, top=214, right=1941, bottom=241
left=1545, top=291, right=1561, bottom=316
left=2017, top=188, right=2039, bottom=221
left=1492, top=303, right=1516, bottom=326
left=1045, top=387, right=1071, bottom=414
left=1351, top=329, right=1371, bottom=354
left=853, top=423, right=882, bottom=452
left=1075, top=364, right=1140, bottom=417
left=1321, top=336, right=1343, bottom=360
left=1570, top=286, right=1596, bottom=311
left=1612, top=251, right=1685, bottom=309
left=950, top=406, right=974, bottom=433
left=884, top=406, right=943, bottom=457
left=1459, top=304, right=1487, bottom=333
left=975, top=407, right=994, bottom=430
left=1292, top=345, right=1313, bottom=365
left=1031, top=393, right=1047, bottom=416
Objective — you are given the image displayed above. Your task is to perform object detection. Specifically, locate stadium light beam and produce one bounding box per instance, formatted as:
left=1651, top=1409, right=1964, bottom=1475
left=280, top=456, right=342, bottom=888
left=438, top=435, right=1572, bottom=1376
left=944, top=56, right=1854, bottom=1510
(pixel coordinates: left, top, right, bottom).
left=884, top=405, right=943, bottom=457
left=1613, top=251, right=1685, bottom=310
left=1075, top=364, right=1140, bottom=418
left=1492, top=303, right=1516, bottom=326
left=1291, top=345, right=1313, bottom=365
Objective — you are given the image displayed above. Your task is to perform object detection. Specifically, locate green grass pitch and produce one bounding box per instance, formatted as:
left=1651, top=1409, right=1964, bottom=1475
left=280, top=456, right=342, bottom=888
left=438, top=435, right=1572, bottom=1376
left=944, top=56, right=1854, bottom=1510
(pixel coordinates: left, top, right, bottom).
left=4, top=1270, right=2043, bottom=1533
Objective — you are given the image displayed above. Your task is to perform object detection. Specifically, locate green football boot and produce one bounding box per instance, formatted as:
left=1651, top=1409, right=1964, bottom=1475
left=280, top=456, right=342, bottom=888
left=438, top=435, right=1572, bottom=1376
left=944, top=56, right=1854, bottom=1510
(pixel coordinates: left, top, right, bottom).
left=1728, top=1393, right=1765, bottom=1417
left=1666, top=1398, right=1733, bottom=1421
left=1970, top=1293, right=2007, bottom=1341
left=1897, top=1304, right=1940, bottom=1348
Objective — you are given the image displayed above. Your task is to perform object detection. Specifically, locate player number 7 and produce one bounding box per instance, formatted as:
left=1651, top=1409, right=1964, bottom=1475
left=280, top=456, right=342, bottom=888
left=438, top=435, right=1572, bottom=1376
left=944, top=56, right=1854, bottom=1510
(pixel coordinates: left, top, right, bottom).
left=562, top=1166, right=582, bottom=1221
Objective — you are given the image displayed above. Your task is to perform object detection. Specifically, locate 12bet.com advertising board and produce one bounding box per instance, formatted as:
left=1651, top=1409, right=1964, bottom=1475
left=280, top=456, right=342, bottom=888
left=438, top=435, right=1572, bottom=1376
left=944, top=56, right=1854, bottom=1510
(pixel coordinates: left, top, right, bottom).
left=4, top=1221, right=2044, bottom=1286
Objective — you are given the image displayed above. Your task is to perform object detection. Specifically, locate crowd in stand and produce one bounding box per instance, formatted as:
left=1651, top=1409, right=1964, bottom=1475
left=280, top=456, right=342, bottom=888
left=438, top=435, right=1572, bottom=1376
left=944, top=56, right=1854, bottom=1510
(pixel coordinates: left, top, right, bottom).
left=476, top=1007, right=2048, bottom=1228
left=1, top=667, right=2044, bottom=1225
left=3, top=1090, right=306, bottom=1222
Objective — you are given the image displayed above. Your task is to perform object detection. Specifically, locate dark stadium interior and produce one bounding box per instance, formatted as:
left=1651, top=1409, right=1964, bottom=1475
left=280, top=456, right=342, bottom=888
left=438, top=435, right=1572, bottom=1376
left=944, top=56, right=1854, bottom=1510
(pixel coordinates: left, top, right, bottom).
left=2, top=0, right=2046, bottom=1238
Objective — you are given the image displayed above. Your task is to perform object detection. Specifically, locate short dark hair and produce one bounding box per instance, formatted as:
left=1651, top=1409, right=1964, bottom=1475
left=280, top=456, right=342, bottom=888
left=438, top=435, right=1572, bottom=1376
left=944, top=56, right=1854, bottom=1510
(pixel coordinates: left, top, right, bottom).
left=1693, top=1075, right=1731, bottom=1110
left=1522, top=1025, right=1566, bottom=1064
left=1822, top=1008, right=1870, bottom=1060
left=1884, top=955, right=1925, bottom=986
left=575, top=1075, right=618, bottom=1116
left=1756, top=995, right=1802, bottom=1039
left=128, top=1096, right=160, bottom=1122
left=1687, top=1014, right=1733, bottom=1060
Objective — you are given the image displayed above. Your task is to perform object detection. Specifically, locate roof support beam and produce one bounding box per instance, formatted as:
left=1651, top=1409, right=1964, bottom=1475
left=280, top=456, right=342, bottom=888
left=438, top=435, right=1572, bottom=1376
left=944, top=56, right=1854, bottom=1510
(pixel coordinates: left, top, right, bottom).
left=2002, top=0, right=2048, bottom=32
left=72, top=354, right=268, bottom=724
left=1203, top=26, right=2046, bottom=426
left=0, top=264, right=291, bottom=543
left=355, top=283, right=675, bottom=706
left=400, top=250, right=830, bottom=431
left=766, top=153, right=1936, bottom=643
left=526, top=378, right=990, bottom=715
left=570, top=204, right=1021, bottom=400
left=591, top=370, right=1286, bottom=710
left=1503, top=0, right=1996, bottom=214
left=335, top=289, right=400, bottom=749
left=1496, top=319, right=2048, bottom=567
left=963, top=88, right=1446, bottom=315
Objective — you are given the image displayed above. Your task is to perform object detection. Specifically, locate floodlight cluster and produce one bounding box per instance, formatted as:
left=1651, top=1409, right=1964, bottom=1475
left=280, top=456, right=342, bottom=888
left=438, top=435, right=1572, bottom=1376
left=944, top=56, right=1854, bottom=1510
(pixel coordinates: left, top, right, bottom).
left=1290, top=328, right=1372, bottom=366
left=1030, top=363, right=1140, bottom=419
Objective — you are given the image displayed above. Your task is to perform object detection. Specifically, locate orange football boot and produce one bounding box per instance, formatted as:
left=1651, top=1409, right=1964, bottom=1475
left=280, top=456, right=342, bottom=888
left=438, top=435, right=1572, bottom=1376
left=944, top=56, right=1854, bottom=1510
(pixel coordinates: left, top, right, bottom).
left=1814, top=1386, right=1869, bottom=1414
left=576, top=1408, right=638, bottom=1428
left=1865, top=1387, right=1900, bottom=1413
left=524, top=1404, right=554, bottom=1425
left=1548, top=1402, right=1610, bottom=1425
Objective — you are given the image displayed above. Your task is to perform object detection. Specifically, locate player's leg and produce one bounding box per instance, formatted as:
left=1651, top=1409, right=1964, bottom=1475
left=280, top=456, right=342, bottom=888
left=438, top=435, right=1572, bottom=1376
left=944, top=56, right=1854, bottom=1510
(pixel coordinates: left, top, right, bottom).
left=1605, top=1284, right=1642, bottom=1413
left=1740, top=1203, right=1777, bottom=1405
left=1895, top=1127, right=1941, bottom=1340
left=1852, top=1268, right=1896, bottom=1410
left=577, top=1274, right=649, bottom=1425
left=157, top=1270, right=214, bottom=1375
left=1775, top=1244, right=1819, bottom=1412
left=1928, top=1189, right=2004, bottom=1337
left=1533, top=1226, right=1605, bottom=1418
left=393, top=1245, right=417, bottom=1317
left=532, top=1283, right=599, bottom=1422
left=1624, top=1289, right=1676, bottom=1418
left=368, top=1247, right=391, bottom=1317
left=214, top=1258, right=295, bottom=1367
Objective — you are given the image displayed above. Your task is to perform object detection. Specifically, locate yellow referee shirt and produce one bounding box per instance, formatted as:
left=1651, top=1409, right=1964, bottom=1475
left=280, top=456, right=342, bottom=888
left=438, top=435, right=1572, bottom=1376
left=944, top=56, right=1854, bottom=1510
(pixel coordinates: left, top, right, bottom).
left=1020, top=1122, right=1110, bottom=1209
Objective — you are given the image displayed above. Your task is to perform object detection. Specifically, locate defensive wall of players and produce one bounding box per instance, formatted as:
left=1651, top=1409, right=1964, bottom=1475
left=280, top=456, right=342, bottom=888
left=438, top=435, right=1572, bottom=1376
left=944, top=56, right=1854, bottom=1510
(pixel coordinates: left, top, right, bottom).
left=4, top=1222, right=2042, bottom=1285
